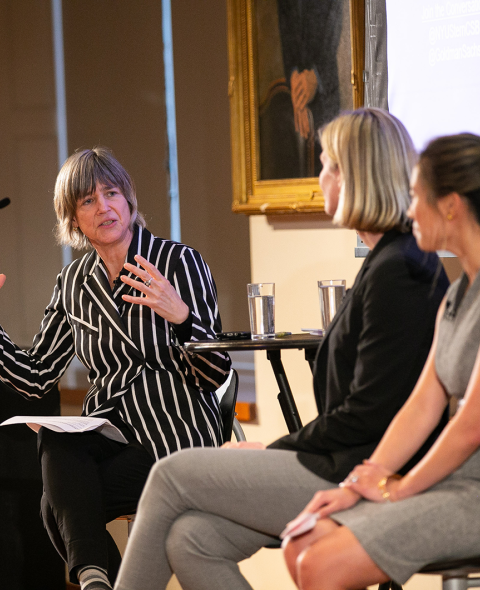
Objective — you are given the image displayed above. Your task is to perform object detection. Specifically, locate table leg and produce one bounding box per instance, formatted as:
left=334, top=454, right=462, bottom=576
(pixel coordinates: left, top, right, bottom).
left=266, top=350, right=303, bottom=433
left=304, top=347, right=317, bottom=373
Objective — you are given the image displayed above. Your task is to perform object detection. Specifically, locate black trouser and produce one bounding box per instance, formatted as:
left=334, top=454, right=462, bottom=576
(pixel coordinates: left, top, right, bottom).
left=37, top=427, right=155, bottom=585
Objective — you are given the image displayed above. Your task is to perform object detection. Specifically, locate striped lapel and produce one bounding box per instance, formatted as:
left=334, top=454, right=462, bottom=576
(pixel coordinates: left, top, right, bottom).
left=80, top=250, right=144, bottom=361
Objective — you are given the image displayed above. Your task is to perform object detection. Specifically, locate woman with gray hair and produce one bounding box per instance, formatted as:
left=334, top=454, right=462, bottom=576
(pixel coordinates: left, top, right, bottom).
left=0, top=147, right=230, bottom=590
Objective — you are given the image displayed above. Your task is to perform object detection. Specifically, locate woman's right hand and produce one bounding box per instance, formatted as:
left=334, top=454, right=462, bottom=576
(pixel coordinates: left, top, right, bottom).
left=302, top=487, right=360, bottom=519
left=0, top=274, right=6, bottom=289
left=282, top=487, right=361, bottom=539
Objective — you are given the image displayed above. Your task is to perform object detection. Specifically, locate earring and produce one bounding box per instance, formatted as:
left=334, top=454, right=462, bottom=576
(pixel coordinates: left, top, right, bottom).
left=73, top=226, right=79, bottom=232
left=446, top=212, right=453, bottom=221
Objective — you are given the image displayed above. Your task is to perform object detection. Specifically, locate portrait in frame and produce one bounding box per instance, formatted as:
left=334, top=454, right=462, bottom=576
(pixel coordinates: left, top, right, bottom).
left=228, top=0, right=365, bottom=215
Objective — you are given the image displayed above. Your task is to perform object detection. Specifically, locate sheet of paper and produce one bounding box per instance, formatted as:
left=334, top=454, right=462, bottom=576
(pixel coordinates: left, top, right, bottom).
left=280, top=511, right=319, bottom=540
left=0, top=415, right=128, bottom=444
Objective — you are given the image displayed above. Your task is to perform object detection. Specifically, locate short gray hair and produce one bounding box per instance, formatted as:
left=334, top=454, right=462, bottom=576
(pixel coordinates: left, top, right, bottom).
left=54, top=147, right=146, bottom=250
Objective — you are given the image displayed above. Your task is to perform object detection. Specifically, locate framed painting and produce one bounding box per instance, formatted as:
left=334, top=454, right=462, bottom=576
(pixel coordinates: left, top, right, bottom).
left=228, top=0, right=365, bottom=214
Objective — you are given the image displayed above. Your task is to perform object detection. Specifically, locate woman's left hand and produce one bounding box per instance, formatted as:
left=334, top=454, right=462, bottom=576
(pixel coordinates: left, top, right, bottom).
left=342, top=460, right=395, bottom=502
left=121, top=255, right=190, bottom=325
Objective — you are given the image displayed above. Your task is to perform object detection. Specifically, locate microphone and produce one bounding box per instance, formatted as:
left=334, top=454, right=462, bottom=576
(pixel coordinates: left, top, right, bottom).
left=0, top=198, right=11, bottom=209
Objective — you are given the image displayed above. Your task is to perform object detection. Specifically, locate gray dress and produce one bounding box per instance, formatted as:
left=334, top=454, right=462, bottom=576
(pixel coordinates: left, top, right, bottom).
left=333, top=272, right=480, bottom=584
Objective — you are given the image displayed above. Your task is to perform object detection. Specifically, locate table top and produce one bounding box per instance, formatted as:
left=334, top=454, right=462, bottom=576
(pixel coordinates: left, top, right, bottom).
left=184, top=333, right=323, bottom=352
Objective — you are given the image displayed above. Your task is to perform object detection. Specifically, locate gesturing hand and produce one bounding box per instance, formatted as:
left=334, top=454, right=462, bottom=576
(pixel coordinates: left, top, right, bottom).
left=121, top=255, right=190, bottom=325
left=0, top=274, right=6, bottom=289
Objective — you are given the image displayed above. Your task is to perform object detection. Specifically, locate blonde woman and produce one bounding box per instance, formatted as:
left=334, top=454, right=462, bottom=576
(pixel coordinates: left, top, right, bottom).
left=113, top=109, right=448, bottom=590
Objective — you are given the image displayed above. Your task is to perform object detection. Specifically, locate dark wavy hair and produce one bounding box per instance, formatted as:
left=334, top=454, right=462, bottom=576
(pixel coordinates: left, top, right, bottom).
left=418, top=133, right=480, bottom=224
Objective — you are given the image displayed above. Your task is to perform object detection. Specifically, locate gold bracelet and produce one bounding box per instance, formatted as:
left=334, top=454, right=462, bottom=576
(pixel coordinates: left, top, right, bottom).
left=377, top=474, right=401, bottom=502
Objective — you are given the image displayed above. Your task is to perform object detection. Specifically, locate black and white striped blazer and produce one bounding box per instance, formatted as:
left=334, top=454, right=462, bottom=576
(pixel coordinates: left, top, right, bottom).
left=0, top=227, right=231, bottom=459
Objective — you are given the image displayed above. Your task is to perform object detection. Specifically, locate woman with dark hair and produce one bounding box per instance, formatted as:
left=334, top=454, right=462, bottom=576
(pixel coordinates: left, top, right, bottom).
left=282, top=133, right=480, bottom=590
left=112, top=109, right=449, bottom=590
left=0, top=147, right=230, bottom=590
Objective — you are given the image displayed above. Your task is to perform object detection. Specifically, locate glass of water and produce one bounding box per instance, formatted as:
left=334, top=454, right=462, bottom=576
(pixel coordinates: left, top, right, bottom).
left=318, top=280, right=346, bottom=330
left=247, top=283, right=275, bottom=339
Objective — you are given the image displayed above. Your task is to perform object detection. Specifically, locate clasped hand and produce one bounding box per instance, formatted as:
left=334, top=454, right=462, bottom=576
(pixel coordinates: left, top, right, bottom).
left=121, top=255, right=189, bottom=325
left=0, top=274, right=5, bottom=289
left=290, top=69, right=317, bottom=111
left=282, top=460, right=400, bottom=540
left=304, top=460, right=394, bottom=519
left=341, top=460, right=396, bottom=503
left=290, top=69, right=318, bottom=140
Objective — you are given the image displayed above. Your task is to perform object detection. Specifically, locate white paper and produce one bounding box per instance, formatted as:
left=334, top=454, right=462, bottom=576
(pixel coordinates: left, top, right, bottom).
left=280, top=511, right=319, bottom=540
left=0, top=415, right=128, bottom=444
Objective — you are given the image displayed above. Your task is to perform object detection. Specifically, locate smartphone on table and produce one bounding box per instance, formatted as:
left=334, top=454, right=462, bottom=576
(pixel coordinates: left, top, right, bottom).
left=215, top=331, right=251, bottom=340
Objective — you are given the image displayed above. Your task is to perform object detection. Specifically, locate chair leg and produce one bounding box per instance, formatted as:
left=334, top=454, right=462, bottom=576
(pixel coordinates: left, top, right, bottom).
left=232, top=417, right=246, bottom=441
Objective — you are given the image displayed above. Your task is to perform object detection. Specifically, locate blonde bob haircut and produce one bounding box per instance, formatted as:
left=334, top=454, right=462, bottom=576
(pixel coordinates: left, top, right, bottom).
left=54, top=147, right=146, bottom=250
left=320, top=108, right=417, bottom=233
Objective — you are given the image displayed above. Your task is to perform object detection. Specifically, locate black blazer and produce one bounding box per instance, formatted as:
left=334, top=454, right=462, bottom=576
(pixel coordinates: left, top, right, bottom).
left=0, top=227, right=231, bottom=460
left=269, top=230, right=449, bottom=483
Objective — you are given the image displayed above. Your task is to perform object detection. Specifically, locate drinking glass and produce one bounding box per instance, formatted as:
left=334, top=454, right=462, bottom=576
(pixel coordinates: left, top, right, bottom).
left=247, top=283, right=275, bottom=339
left=318, top=280, right=346, bottom=330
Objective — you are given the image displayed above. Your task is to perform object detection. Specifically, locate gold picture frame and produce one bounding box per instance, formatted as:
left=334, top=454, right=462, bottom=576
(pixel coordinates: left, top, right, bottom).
left=228, top=0, right=365, bottom=215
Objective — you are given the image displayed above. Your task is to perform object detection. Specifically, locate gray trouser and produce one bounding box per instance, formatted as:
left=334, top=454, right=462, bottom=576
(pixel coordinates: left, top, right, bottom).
left=114, top=447, right=335, bottom=590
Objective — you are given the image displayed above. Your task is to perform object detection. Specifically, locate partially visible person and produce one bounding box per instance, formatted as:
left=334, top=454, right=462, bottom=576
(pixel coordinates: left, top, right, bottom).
left=282, top=133, right=480, bottom=590
left=0, top=147, right=230, bottom=590
left=112, top=108, right=449, bottom=590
